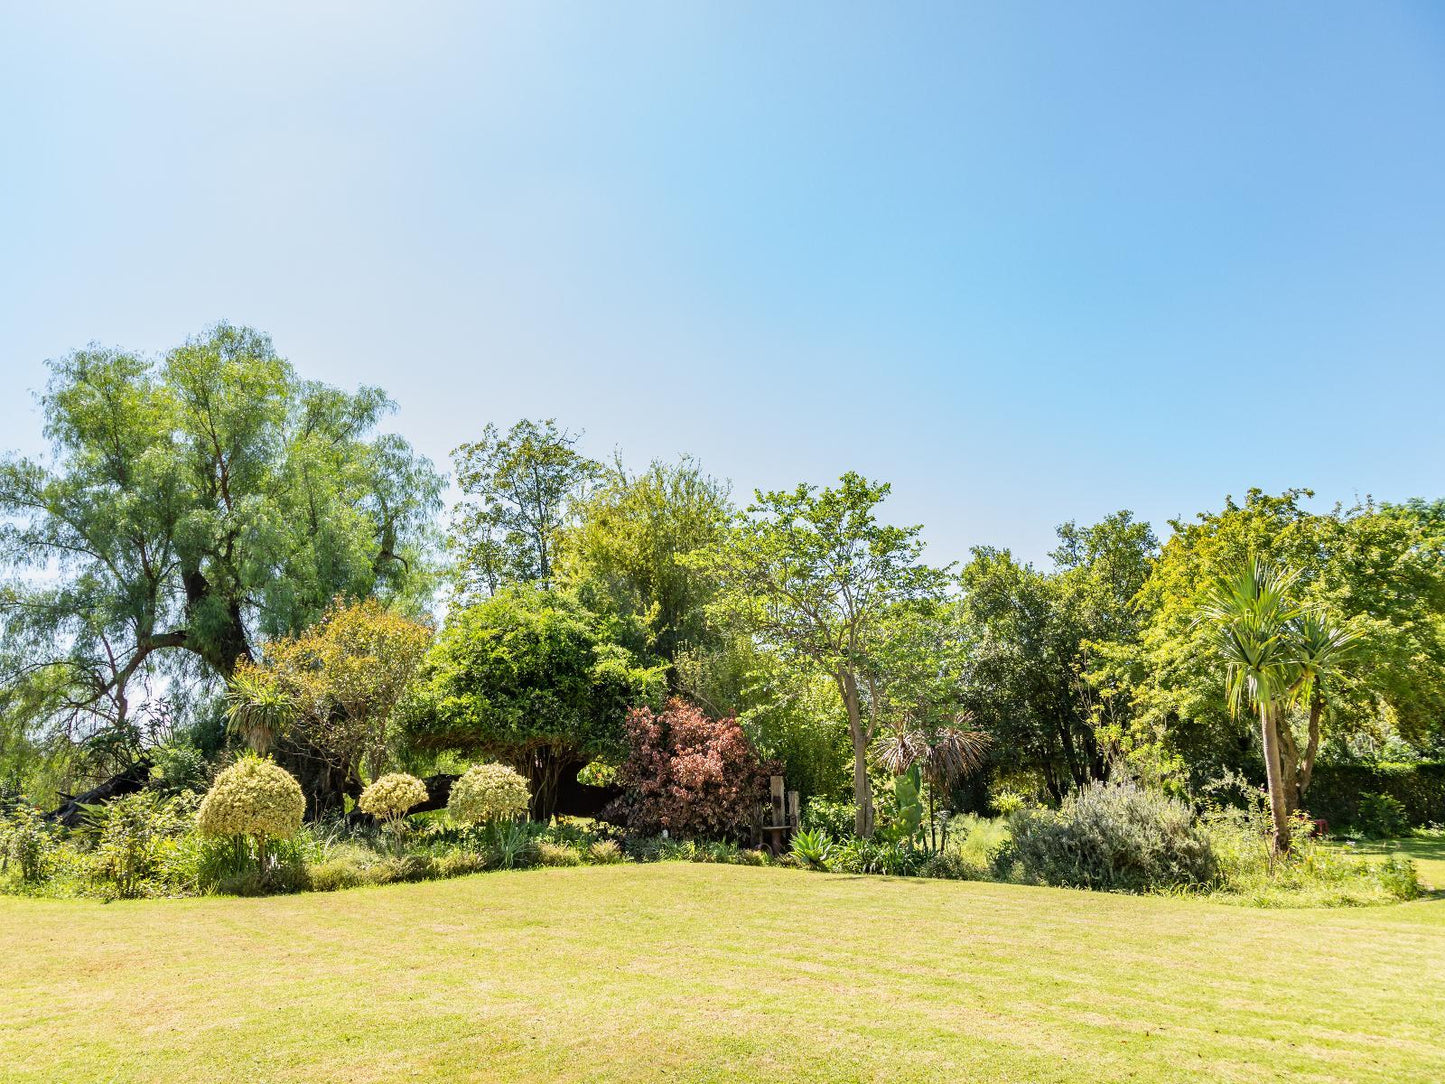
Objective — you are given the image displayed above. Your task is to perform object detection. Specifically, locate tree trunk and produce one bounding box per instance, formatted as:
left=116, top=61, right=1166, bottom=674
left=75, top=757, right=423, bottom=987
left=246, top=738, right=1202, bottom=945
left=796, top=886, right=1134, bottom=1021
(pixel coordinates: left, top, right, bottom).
left=838, top=668, right=874, bottom=838
left=1276, top=717, right=1301, bottom=816
left=1259, top=701, right=1292, bottom=855
left=520, top=745, right=567, bottom=823
left=1298, top=687, right=1324, bottom=809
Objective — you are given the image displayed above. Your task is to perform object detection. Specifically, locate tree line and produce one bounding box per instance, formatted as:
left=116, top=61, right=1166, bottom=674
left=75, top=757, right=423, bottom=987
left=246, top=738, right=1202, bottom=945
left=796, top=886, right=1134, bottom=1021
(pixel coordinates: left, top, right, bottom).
left=3, top=325, right=1443, bottom=839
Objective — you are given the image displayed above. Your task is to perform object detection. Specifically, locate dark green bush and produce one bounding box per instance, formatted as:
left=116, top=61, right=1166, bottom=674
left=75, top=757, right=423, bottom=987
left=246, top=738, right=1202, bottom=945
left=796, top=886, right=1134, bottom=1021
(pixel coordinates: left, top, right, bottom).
left=801, top=797, right=857, bottom=839
left=994, top=780, right=1216, bottom=892
left=917, top=849, right=984, bottom=881
left=1352, top=793, right=1409, bottom=839
left=1306, top=762, right=1445, bottom=828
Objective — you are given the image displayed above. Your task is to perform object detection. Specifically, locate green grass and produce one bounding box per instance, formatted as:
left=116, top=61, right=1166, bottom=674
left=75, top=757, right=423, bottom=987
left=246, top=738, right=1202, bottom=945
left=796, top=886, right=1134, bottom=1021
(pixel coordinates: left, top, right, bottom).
left=1344, top=833, right=1445, bottom=889
left=3, top=864, right=1443, bottom=1083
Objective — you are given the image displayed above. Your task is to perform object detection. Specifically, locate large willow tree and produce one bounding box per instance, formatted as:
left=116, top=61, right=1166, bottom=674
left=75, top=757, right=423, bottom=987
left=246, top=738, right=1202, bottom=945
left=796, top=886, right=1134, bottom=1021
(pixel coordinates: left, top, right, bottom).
left=0, top=324, right=442, bottom=781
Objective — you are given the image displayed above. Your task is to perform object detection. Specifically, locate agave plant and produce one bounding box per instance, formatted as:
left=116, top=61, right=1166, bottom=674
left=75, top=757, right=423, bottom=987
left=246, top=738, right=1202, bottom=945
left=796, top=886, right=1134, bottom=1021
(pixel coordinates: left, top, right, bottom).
left=789, top=828, right=835, bottom=869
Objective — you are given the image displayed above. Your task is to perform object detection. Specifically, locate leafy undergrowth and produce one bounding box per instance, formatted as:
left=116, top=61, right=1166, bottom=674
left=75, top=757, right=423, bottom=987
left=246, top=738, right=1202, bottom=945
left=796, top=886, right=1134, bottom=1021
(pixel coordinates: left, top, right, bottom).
left=1, top=789, right=1424, bottom=909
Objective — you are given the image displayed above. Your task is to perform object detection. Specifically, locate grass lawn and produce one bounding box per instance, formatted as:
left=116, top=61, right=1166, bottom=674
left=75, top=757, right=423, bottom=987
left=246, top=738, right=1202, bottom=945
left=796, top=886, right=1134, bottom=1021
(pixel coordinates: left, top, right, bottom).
left=1348, top=834, right=1445, bottom=889
left=3, top=864, right=1443, bottom=1083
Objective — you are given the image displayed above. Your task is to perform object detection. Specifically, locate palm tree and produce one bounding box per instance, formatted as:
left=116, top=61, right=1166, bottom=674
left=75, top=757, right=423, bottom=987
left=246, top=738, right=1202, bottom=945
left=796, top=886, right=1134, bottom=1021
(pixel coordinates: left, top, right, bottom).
left=1280, top=611, right=1359, bottom=813
left=873, top=714, right=990, bottom=850
left=224, top=669, right=296, bottom=755
left=1198, top=557, right=1301, bottom=855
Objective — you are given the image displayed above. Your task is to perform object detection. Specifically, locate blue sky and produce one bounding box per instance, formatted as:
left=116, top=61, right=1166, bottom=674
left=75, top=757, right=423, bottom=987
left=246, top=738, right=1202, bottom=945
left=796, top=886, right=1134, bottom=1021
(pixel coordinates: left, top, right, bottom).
left=2, top=2, right=1443, bottom=566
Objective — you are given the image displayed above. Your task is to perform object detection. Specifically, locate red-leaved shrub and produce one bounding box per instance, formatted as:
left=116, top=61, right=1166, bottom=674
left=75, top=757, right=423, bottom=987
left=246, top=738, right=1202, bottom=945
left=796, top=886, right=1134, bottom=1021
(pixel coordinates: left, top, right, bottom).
left=606, top=698, right=770, bottom=840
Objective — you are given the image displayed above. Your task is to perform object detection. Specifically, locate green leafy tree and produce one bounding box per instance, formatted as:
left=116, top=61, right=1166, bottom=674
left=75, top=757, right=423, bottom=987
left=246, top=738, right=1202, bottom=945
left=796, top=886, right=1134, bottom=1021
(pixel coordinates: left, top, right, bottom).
left=556, top=456, right=732, bottom=664
left=403, top=585, right=666, bottom=820
left=0, top=325, right=442, bottom=800
left=955, top=548, right=1102, bottom=800
left=449, top=419, right=600, bottom=596
left=689, top=473, right=947, bottom=837
left=231, top=598, right=434, bottom=812
left=1125, top=490, right=1445, bottom=794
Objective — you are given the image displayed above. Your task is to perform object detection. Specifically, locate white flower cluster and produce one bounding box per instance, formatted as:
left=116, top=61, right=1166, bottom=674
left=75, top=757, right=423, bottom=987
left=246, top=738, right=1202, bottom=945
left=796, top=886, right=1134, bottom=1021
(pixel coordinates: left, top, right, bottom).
left=447, top=763, right=531, bottom=825
left=358, top=773, right=429, bottom=821
left=197, top=756, right=305, bottom=840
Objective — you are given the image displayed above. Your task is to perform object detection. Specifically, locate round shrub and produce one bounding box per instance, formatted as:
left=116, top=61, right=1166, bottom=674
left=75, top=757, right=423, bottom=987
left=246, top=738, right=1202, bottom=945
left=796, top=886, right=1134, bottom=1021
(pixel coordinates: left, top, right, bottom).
left=197, top=756, right=305, bottom=843
left=358, top=773, right=428, bottom=822
left=448, top=763, right=531, bottom=826
left=994, top=779, right=1215, bottom=892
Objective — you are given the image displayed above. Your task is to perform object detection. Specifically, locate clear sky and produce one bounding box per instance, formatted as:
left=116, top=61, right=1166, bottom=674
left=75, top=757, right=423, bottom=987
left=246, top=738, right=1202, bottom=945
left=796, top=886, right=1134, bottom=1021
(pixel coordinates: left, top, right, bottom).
left=2, top=2, right=1443, bottom=566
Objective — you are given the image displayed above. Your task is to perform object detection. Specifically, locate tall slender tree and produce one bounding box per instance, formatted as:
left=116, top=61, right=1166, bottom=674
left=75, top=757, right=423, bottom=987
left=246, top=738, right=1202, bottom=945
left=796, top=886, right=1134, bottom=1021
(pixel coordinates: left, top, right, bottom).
left=689, top=473, right=946, bottom=838
left=449, top=419, right=599, bottom=596
left=1199, top=558, right=1304, bottom=854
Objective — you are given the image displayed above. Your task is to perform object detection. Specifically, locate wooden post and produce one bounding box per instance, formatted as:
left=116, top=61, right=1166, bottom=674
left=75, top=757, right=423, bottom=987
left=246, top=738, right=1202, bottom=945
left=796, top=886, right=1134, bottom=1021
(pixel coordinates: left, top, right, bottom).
left=787, top=790, right=800, bottom=829
left=770, top=775, right=785, bottom=827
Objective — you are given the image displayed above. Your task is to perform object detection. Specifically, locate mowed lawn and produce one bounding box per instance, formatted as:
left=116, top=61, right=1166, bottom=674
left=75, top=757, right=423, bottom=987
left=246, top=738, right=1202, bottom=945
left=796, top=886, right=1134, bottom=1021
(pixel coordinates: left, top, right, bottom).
left=3, top=865, right=1443, bottom=1084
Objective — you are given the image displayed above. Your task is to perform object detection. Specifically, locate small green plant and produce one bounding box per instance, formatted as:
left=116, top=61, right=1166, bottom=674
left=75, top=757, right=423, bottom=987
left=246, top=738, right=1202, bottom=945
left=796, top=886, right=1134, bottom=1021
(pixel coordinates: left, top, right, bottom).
left=485, top=820, right=534, bottom=869
left=1373, top=854, right=1421, bottom=900
left=990, top=790, right=1029, bottom=817
left=536, top=840, right=582, bottom=867
left=789, top=828, right=834, bottom=869
left=887, top=766, right=924, bottom=847
left=586, top=839, right=624, bottom=864
left=1353, top=793, right=1408, bottom=840
left=0, top=805, right=53, bottom=884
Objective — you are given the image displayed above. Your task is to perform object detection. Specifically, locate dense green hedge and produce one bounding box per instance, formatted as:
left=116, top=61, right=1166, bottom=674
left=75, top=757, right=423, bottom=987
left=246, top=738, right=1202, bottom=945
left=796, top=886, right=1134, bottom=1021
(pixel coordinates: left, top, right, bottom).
left=1306, top=762, right=1445, bottom=829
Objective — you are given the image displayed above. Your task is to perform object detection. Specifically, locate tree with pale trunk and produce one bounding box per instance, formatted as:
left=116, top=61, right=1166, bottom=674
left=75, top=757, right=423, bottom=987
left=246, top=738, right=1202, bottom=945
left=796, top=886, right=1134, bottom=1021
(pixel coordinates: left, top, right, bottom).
left=1199, top=557, right=1357, bottom=854
left=687, top=473, right=947, bottom=838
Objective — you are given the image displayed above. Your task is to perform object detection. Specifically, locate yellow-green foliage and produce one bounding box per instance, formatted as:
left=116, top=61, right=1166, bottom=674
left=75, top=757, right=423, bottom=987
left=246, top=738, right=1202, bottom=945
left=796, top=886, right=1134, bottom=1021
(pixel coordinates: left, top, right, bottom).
left=197, top=756, right=305, bottom=841
left=586, top=839, right=623, bottom=864
left=447, top=763, right=531, bottom=825
left=358, top=773, right=428, bottom=821
left=536, top=841, right=582, bottom=867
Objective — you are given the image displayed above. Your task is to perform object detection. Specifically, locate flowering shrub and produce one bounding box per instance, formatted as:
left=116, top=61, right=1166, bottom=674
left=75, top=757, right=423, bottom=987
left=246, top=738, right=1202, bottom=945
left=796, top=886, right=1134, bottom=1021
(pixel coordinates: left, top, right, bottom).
left=358, top=773, right=428, bottom=823
left=197, top=756, right=305, bottom=844
left=607, top=698, right=770, bottom=840
left=448, top=763, right=531, bottom=826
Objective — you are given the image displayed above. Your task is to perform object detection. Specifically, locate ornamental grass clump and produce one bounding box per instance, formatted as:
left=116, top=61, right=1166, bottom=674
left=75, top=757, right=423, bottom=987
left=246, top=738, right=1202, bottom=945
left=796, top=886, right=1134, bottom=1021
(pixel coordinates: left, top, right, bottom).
left=447, top=763, right=531, bottom=827
left=197, top=755, right=305, bottom=869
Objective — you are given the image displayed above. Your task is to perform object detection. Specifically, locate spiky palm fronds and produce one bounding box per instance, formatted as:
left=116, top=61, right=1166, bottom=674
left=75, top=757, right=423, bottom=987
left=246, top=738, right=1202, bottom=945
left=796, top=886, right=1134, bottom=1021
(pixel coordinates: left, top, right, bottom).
left=1288, top=610, right=1361, bottom=702
left=872, top=714, right=990, bottom=788
left=922, top=721, right=991, bottom=789
left=1197, top=556, right=1302, bottom=718
left=224, top=669, right=296, bottom=754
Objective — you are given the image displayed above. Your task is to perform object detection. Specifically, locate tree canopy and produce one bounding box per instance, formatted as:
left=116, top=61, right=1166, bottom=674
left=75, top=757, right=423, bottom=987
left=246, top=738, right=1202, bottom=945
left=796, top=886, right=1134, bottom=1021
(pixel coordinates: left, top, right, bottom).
left=689, top=472, right=947, bottom=836
left=0, top=325, right=442, bottom=794
left=402, top=584, right=666, bottom=819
